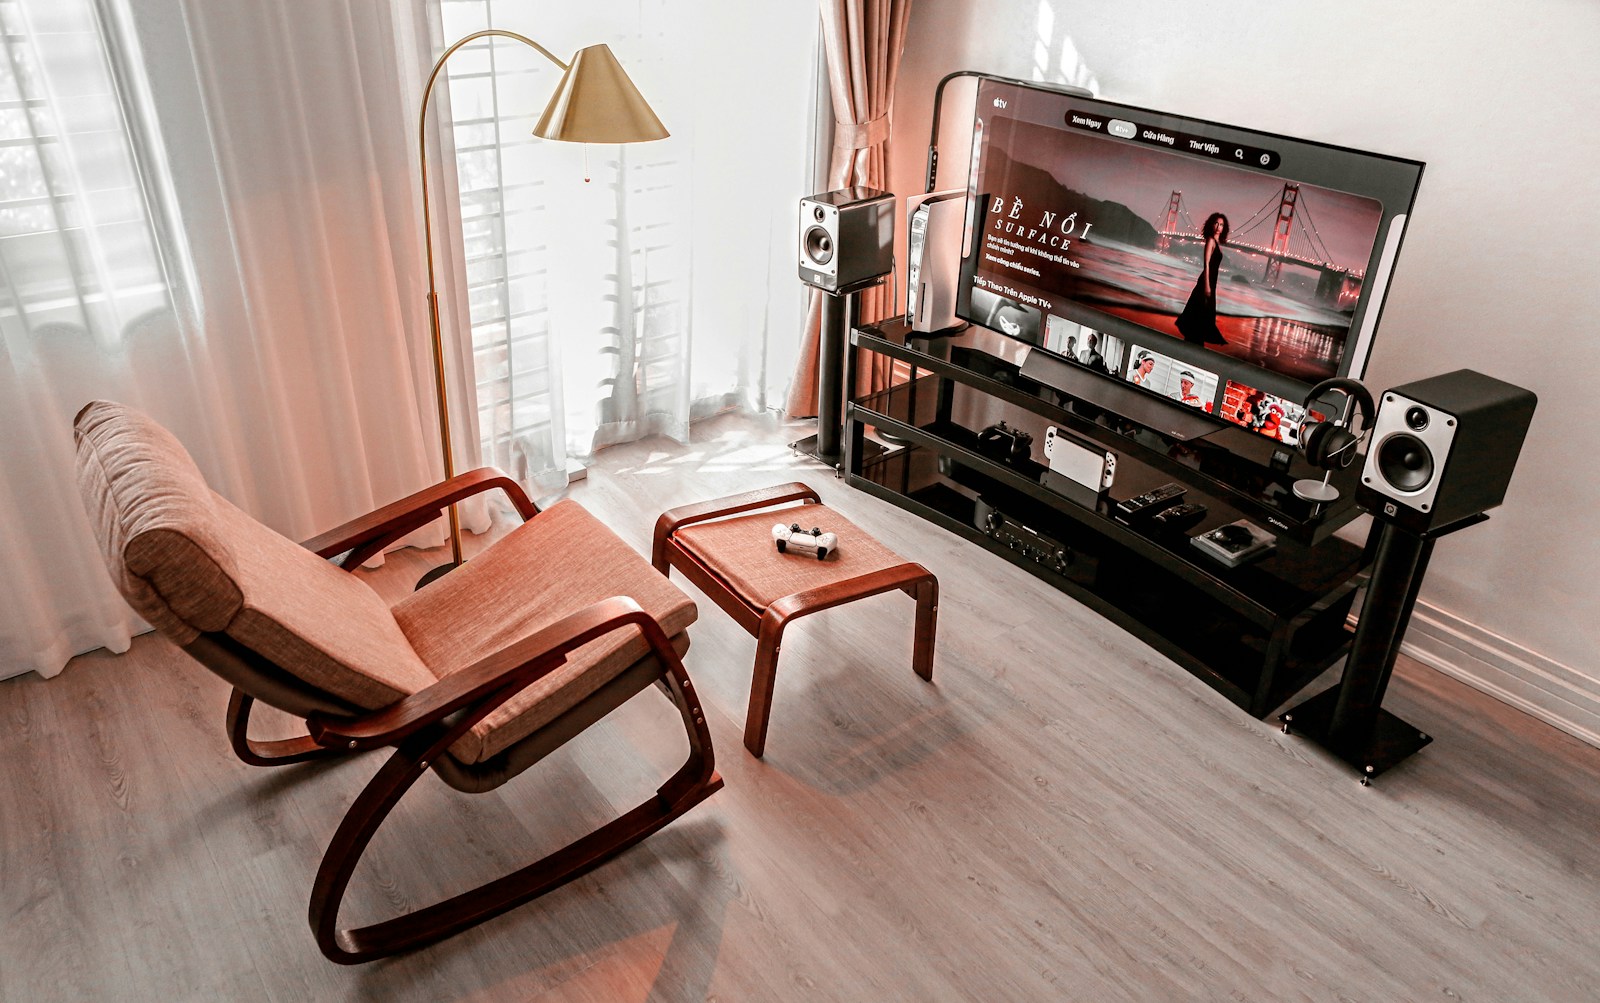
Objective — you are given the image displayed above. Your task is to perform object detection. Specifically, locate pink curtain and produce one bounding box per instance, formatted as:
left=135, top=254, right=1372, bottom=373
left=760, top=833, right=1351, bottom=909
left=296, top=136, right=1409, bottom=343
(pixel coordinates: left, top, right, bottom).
left=786, top=0, right=914, bottom=418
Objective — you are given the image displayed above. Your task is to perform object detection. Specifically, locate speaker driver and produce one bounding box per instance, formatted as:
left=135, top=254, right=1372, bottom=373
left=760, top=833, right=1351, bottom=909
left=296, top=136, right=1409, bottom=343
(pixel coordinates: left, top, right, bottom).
left=1376, top=433, right=1434, bottom=492
left=803, top=226, right=834, bottom=266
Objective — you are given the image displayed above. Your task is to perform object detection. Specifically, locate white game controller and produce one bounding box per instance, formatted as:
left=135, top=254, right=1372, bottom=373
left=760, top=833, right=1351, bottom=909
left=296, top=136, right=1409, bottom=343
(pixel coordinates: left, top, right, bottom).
left=772, top=522, right=838, bottom=560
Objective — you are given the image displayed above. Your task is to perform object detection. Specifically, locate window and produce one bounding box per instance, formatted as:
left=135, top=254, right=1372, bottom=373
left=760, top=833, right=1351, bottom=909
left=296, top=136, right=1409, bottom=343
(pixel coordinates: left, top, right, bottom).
left=0, top=0, right=167, bottom=339
left=436, top=0, right=692, bottom=484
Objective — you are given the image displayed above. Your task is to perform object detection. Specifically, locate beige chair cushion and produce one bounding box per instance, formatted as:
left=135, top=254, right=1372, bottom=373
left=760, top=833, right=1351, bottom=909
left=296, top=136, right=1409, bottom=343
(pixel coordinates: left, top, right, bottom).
left=73, top=401, right=435, bottom=709
left=671, top=504, right=905, bottom=609
left=210, top=494, right=437, bottom=708
left=75, top=401, right=243, bottom=643
left=393, top=499, right=697, bottom=764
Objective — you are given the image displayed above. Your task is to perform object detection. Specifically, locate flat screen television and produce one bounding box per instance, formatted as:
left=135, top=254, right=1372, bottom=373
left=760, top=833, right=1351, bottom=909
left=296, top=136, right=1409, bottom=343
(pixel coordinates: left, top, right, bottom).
left=955, top=78, right=1424, bottom=446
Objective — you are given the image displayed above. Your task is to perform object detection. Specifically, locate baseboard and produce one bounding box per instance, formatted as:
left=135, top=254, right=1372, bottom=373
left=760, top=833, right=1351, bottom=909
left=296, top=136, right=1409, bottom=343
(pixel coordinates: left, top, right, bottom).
left=1401, top=601, right=1600, bottom=750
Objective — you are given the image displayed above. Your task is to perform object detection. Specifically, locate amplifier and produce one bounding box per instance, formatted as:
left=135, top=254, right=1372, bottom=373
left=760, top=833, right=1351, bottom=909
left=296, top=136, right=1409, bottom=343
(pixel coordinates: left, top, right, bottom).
left=974, top=499, right=1075, bottom=576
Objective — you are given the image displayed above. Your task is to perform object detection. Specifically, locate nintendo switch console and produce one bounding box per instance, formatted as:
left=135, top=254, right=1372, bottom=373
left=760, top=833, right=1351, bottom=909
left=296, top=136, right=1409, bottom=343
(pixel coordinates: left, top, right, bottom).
left=1040, top=425, right=1115, bottom=508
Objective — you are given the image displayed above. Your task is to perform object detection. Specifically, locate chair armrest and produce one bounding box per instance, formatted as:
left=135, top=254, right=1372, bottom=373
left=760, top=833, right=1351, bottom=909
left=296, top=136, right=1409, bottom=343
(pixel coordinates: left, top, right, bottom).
left=653, top=482, right=820, bottom=566
left=302, top=467, right=539, bottom=568
left=306, top=595, right=673, bottom=751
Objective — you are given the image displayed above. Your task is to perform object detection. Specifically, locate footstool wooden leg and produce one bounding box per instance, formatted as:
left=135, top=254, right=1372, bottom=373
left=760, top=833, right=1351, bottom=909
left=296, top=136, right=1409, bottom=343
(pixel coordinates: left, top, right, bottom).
left=912, top=575, right=938, bottom=682
left=650, top=526, right=671, bottom=575
left=745, top=614, right=787, bottom=758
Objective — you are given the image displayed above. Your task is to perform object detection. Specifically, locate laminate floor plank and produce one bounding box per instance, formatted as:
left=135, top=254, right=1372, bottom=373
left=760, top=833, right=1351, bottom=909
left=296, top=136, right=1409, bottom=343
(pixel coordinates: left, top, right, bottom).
left=5, top=412, right=1598, bottom=1002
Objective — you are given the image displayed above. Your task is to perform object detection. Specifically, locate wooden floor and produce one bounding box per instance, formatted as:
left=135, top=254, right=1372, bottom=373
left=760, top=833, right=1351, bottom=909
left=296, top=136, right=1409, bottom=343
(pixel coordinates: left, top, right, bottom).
left=5, top=413, right=1599, bottom=1002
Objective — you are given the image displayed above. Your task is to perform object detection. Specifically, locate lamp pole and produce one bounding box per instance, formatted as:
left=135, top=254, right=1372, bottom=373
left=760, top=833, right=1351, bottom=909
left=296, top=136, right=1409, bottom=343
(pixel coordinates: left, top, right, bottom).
left=414, top=31, right=571, bottom=588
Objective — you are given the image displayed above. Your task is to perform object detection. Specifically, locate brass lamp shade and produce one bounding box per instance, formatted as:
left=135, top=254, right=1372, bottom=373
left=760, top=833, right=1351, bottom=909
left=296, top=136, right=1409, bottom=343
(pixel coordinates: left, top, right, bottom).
left=534, top=44, right=669, bottom=144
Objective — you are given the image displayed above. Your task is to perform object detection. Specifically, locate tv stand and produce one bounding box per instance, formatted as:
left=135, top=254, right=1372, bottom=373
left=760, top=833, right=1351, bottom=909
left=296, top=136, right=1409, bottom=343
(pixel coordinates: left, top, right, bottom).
left=845, top=318, right=1372, bottom=718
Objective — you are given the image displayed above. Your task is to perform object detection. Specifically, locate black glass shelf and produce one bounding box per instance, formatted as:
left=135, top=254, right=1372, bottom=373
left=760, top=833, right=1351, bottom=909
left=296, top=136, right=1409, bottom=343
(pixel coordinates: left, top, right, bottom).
left=850, top=384, right=1365, bottom=623
left=846, top=320, right=1370, bottom=719
left=852, top=320, right=1364, bottom=547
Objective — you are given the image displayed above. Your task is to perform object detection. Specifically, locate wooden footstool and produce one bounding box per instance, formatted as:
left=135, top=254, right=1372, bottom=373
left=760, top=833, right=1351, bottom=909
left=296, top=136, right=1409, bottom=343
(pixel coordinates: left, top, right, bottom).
left=652, top=483, right=938, bottom=758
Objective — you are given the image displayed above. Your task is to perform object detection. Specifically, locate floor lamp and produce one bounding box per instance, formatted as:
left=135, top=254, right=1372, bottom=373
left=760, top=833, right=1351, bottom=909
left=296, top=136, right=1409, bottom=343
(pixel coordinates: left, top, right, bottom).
left=415, top=30, right=668, bottom=588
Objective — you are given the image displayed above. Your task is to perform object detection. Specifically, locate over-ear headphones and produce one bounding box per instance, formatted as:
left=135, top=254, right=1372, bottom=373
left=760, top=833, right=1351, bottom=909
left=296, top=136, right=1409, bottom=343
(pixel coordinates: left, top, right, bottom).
left=1297, top=377, right=1375, bottom=470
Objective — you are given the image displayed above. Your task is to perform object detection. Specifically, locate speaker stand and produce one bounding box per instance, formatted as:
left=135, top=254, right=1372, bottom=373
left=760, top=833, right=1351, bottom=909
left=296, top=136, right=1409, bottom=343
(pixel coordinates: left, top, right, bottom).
left=791, top=282, right=876, bottom=470
left=1278, top=687, right=1432, bottom=784
left=1279, top=514, right=1483, bottom=783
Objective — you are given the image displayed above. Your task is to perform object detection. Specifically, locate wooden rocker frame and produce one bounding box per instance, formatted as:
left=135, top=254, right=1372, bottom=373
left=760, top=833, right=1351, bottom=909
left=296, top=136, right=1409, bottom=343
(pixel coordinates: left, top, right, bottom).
left=198, top=469, right=723, bottom=964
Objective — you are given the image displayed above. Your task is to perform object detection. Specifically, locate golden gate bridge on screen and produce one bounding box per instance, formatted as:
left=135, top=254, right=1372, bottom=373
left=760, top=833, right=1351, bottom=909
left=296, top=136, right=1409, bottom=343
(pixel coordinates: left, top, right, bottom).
left=1154, top=184, right=1363, bottom=308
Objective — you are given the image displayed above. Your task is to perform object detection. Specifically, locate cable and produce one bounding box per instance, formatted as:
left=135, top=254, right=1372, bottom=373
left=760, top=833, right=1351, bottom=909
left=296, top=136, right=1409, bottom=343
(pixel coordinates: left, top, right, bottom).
left=1233, top=190, right=1281, bottom=236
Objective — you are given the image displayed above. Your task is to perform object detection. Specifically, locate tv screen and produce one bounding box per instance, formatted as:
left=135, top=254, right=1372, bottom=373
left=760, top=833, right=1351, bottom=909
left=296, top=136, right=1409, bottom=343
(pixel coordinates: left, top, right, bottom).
left=956, top=79, right=1423, bottom=437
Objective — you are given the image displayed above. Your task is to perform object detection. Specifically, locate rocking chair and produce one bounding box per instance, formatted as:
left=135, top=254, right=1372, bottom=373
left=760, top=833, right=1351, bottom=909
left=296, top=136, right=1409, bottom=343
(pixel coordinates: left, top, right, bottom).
left=72, top=401, right=722, bottom=964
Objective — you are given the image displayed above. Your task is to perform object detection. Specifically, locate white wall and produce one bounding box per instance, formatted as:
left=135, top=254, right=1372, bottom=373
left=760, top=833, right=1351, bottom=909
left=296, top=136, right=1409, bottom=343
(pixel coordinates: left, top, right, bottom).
left=888, top=0, right=1600, bottom=737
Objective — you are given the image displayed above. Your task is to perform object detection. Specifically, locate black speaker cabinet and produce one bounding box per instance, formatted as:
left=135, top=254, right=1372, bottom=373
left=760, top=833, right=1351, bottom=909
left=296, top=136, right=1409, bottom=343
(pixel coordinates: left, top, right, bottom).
left=1357, top=369, right=1537, bottom=533
left=798, top=187, right=894, bottom=292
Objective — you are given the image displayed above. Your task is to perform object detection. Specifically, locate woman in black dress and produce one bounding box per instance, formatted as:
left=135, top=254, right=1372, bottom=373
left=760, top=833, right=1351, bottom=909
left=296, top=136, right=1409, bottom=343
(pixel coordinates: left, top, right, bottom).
left=1175, top=212, right=1229, bottom=345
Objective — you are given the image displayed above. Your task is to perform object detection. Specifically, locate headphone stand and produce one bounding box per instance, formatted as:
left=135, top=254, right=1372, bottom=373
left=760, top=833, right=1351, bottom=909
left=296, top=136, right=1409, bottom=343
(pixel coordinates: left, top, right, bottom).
left=1294, top=377, right=1374, bottom=504
left=1292, top=470, right=1341, bottom=504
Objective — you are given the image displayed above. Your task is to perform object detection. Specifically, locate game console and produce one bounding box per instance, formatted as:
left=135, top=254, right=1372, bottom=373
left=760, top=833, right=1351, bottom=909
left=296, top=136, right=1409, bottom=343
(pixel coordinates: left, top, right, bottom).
left=904, top=189, right=965, bottom=333
left=977, top=420, right=1034, bottom=466
left=1040, top=425, right=1115, bottom=508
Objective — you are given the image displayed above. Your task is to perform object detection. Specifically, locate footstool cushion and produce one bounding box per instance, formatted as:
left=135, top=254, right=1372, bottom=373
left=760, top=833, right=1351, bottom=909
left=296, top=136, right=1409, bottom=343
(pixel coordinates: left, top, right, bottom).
left=671, top=507, right=903, bottom=609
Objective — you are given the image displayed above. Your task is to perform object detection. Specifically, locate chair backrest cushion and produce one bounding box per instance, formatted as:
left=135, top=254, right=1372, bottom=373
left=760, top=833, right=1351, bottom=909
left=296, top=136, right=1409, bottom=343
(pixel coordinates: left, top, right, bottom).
left=75, top=401, right=242, bottom=640
left=74, top=401, right=435, bottom=709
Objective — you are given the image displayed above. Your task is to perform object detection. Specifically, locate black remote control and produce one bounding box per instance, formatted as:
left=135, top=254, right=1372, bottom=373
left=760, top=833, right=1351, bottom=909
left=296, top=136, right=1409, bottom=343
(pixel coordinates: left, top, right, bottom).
left=1152, top=502, right=1208, bottom=532
left=1114, top=482, right=1188, bottom=521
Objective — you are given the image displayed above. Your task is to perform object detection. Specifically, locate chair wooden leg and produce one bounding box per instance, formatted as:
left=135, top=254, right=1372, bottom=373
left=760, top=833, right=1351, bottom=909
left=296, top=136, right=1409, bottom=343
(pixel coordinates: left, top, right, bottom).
left=744, top=616, right=787, bottom=759
left=226, top=690, right=349, bottom=768
left=911, top=576, right=938, bottom=682
left=653, top=652, right=722, bottom=805
left=307, top=655, right=722, bottom=965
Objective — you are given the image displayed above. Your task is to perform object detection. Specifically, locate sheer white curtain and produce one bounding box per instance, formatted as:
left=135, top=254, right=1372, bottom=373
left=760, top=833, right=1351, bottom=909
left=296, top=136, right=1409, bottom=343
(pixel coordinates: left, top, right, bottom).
left=2, top=0, right=818, bottom=682
left=434, top=1, right=818, bottom=488
left=1, top=0, right=166, bottom=677
left=1, top=0, right=463, bottom=680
